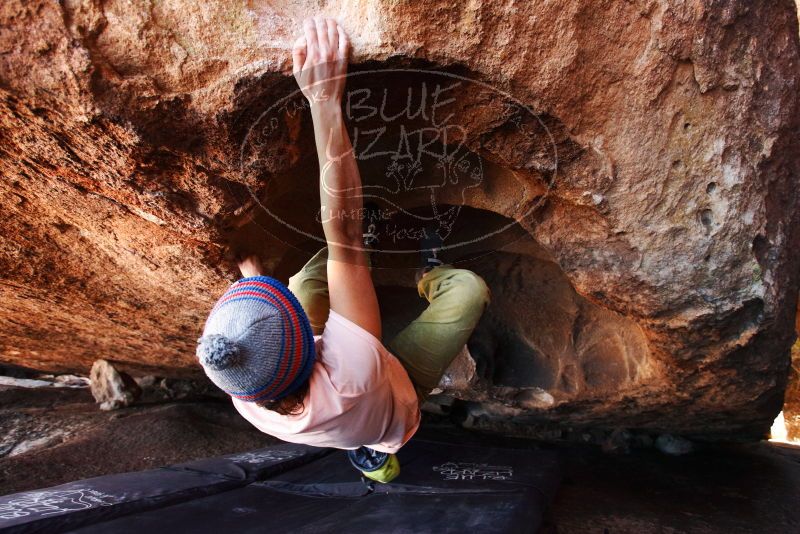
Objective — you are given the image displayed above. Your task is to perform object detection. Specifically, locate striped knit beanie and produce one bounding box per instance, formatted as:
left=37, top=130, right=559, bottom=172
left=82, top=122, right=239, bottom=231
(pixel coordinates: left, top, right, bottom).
left=196, top=276, right=316, bottom=402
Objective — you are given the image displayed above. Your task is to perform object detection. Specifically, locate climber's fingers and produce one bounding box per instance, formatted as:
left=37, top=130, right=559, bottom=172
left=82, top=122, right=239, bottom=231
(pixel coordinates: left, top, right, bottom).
left=314, top=16, right=329, bottom=58
left=292, top=36, right=307, bottom=75
left=326, top=18, right=338, bottom=56
left=337, top=23, right=350, bottom=60
left=303, top=18, right=318, bottom=62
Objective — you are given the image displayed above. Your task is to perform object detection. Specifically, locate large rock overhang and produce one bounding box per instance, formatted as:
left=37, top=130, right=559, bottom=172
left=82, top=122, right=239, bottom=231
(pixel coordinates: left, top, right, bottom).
left=1, top=0, right=799, bottom=439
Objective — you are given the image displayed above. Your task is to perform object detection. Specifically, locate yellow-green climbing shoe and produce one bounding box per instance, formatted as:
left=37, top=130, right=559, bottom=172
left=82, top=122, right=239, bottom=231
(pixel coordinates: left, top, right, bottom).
left=360, top=453, right=400, bottom=484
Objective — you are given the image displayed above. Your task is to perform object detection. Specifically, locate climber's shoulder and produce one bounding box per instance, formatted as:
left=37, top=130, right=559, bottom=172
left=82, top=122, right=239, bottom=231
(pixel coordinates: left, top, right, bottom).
left=317, top=308, right=385, bottom=395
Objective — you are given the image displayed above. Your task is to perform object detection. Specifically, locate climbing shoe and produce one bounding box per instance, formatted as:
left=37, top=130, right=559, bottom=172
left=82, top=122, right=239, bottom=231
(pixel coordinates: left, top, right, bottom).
left=347, top=446, right=401, bottom=484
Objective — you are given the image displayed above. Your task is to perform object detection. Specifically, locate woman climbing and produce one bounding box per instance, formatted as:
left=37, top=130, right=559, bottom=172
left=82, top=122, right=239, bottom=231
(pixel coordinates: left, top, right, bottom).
left=196, top=16, right=490, bottom=483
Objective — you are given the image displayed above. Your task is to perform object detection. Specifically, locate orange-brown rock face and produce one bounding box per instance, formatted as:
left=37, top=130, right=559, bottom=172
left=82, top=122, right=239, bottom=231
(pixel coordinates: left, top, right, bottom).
left=1, top=1, right=799, bottom=439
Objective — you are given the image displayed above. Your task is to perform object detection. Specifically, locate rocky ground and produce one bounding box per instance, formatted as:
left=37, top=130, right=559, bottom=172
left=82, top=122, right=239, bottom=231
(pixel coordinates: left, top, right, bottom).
left=0, top=384, right=276, bottom=494
left=2, top=383, right=799, bottom=533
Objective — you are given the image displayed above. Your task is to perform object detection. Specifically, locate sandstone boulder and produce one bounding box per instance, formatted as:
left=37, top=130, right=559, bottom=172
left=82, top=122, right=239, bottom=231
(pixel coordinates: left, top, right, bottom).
left=1, top=1, right=799, bottom=439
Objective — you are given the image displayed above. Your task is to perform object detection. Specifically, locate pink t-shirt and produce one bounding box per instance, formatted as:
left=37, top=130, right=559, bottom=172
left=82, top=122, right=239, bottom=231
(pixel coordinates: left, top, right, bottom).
left=232, top=309, right=421, bottom=454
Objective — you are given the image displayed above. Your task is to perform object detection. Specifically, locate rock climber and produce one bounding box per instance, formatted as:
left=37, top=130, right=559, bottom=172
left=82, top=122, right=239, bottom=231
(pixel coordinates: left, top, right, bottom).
left=195, top=17, right=490, bottom=483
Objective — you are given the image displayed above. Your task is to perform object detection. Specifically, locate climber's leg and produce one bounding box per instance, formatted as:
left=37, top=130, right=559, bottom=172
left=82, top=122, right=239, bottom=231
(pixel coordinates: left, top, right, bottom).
left=387, top=266, right=490, bottom=401
left=288, top=247, right=330, bottom=335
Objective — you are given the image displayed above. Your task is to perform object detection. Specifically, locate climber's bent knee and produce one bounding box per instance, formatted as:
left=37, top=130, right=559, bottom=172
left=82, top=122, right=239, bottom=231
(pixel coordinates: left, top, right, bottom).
left=443, top=269, right=491, bottom=316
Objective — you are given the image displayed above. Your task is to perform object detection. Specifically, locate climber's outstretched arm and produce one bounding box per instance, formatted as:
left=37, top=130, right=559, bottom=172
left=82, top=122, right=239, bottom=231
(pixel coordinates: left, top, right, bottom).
left=292, top=17, right=381, bottom=339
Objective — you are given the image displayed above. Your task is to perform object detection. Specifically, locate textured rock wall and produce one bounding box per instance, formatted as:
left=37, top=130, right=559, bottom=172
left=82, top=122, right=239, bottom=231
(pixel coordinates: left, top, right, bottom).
left=1, top=0, right=799, bottom=438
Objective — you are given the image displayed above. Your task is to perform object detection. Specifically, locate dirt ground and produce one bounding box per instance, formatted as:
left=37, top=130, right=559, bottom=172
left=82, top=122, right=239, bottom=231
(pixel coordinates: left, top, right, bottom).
left=2, top=385, right=799, bottom=533
left=0, top=385, right=276, bottom=494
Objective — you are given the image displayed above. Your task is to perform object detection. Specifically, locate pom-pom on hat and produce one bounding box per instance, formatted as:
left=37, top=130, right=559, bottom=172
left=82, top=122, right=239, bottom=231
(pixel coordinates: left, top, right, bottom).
left=197, top=276, right=315, bottom=402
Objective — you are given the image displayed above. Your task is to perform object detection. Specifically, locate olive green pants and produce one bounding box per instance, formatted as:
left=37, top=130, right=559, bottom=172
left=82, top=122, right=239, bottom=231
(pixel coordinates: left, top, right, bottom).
left=288, top=248, right=490, bottom=401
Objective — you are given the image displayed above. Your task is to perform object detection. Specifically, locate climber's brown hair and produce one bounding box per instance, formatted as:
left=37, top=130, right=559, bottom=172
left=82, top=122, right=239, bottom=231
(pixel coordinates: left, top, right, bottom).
left=255, top=379, right=310, bottom=416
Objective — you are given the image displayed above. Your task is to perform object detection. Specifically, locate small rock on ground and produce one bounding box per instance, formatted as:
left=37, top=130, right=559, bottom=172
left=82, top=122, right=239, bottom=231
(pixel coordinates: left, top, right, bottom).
left=89, top=359, right=141, bottom=410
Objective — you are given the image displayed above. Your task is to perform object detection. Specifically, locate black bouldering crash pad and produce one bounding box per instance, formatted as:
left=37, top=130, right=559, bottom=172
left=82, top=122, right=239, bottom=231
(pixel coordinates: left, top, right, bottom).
left=0, top=435, right=560, bottom=533
left=0, top=443, right=327, bottom=533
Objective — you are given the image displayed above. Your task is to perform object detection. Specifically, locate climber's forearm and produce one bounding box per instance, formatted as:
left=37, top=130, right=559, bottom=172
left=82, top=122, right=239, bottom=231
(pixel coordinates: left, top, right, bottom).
left=312, top=103, right=365, bottom=262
